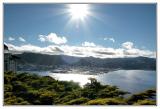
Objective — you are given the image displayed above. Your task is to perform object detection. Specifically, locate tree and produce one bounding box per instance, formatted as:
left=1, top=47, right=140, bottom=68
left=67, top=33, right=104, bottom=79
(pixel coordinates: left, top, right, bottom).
left=39, top=90, right=58, bottom=105
left=85, top=98, right=127, bottom=105
left=134, top=100, right=156, bottom=105
left=127, top=89, right=156, bottom=104
left=65, top=97, right=89, bottom=105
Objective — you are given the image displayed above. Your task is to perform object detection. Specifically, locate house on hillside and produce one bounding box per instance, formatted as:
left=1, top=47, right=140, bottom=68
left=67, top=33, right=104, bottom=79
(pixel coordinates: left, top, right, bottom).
left=4, top=44, right=19, bottom=73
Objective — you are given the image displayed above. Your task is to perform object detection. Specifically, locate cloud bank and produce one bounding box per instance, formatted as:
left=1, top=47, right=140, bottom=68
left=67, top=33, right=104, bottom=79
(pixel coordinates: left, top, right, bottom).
left=122, top=41, right=133, bottom=49
left=38, top=33, right=67, bottom=44
left=6, top=41, right=156, bottom=59
left=82, top=41, right=96, bottom=47
left=8, top=37, right=15, bottom=41
left=19, top=37, right=26, bottom=42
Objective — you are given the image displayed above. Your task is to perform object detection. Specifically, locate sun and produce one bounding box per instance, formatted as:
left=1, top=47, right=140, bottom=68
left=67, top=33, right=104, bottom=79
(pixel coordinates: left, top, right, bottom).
left=68, top=4, right=90, bottom=21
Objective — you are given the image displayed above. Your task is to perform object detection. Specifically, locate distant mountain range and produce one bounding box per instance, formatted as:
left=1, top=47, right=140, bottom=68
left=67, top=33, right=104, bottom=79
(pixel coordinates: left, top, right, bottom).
left=16, top=52, right=156, bottom=71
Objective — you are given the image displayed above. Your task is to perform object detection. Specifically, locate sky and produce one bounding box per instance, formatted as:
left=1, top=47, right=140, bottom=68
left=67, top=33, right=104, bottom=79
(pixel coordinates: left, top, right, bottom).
left=4, top=4, right=156, bottom=58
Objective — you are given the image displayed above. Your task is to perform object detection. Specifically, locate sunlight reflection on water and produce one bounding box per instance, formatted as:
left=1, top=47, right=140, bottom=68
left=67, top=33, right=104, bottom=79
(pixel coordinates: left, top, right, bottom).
left=48, top=73, right=97, bottom=86
left=26, top=70, right=156, bottom=93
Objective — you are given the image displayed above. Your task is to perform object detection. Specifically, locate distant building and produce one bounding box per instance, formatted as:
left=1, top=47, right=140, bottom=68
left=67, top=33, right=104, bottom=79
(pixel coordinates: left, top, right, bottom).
left=4, top=44, right=19, bottom=73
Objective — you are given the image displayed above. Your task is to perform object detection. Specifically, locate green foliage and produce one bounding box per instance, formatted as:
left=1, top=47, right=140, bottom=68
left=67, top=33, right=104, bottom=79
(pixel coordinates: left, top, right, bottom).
left=4, top=71, right=156, bottom=105
left=134, top=100, right=156, bottom=105
left=65, top=97, right=89, bottom=105
left=12, top=81, right=29, bottom=92
left=22, top=90, right=42, bottom=104
left=4, top=96, right=30, bottom=105
left=82, top=78, right=128, bottom=99
left=4, top=92, right=13, bottom=98
left=4, top=71, right=16, bottom=83
left=56, top=91, right=80, bottom=104
left=4, top=84, right=13, bottom=92
left=97, top=86, right=129, bottom=98
left=81, top=88, right=96, bottom=99
left=85, top=98, right=127, bottom=105
left=127, top=89, right=156, bottom=104
left=59, top=80, right=81, bottom=91
left=84, top=78, right=103, bottom=90
left=39, top=90, right=58, bottom=105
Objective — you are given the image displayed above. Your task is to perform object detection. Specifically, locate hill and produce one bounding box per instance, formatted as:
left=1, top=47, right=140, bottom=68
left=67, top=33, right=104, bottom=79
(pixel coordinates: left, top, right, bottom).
left=15, top=52, right=156, bottom=71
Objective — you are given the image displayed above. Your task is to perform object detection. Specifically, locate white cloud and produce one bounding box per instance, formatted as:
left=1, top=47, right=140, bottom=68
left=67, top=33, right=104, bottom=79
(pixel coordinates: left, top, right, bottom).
left=122, top=41, right=133, bottom=49
left=109, top=38, right=115, bottom=43
left=104, top=37, right=115, bottom=43
left=8, top=37, right=15, bottom=41
left=38, top=33, right=67, bottom=44
left=6, top=43, right=64, bottom=55
left=5, top=42, right=156, bottom=59
left=38, top=35, right=46, bottom=42
left=82, top=41, right=96, bottom=47
left=19, top=37, right=26, bottom=42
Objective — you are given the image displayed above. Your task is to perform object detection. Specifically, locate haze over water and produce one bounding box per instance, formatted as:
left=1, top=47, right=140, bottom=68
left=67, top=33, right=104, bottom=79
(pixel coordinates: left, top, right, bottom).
left=26, top=69, right=156, bottom=94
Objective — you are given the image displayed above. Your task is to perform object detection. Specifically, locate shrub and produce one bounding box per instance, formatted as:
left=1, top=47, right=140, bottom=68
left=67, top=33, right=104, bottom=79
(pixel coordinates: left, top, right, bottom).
left=39, top=90, right=58, bottom=105
left=81, top=89, right=97, bottom=99
left=98, top=87, right=129, bottom=98
left=12, top=81, right=29, bottom=92
left=134, top=100, right=156, bottom=105
left=21, top=90, right=40, bottom=104
left=56, top=94, right=77, bottom=104
left=4, top=84, right=13, bottom=92
left=65, top=97, right=89, bottom=105
left=4, top=72, right=156, bottom=105
left=4, top=96, right=30, bottom=105
left=127, top=89, right=156, bottom=104
left=4, top=71, right=16, bottom=83
left=85, top=98, right=127, bottom=105
left=4, top=92, right=13, bottom=98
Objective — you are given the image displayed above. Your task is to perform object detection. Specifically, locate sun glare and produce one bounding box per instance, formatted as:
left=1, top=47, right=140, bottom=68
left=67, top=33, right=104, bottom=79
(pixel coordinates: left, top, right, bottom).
left=68, top=4, right=90, bottom=21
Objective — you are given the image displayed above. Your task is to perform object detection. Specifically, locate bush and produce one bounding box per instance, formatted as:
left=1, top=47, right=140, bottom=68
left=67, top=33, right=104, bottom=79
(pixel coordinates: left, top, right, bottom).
left=56, top=94, right=77, bottom=104
left=21, top=90, right=40, bottom=104
left=4, top=71, right=16, bottom=83
left=4, top=72, right=156, bottom=105
left=4, top=92, right=13, bottom=98
left=85, top=98, right=127, bottom=105
left=98, top=87, right=129, bottom=98
left=127, top=89, right=156, bottom=104
left=39, top=90, right=58, bottom=105
left=4, top=84, right=13, bottom=92
left=4, top=96, right=30, bottom=105
left=12, top=81, right=29, bottom=92
left=134, top=100, right=156, bottom=105
left=65, top=97, right=89, bottom=105
left=81, top=89, right=97, bottom=99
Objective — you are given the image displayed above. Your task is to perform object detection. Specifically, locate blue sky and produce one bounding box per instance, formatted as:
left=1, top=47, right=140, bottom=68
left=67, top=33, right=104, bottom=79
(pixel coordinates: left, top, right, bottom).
left=4, top=4, right=156, bottom=58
